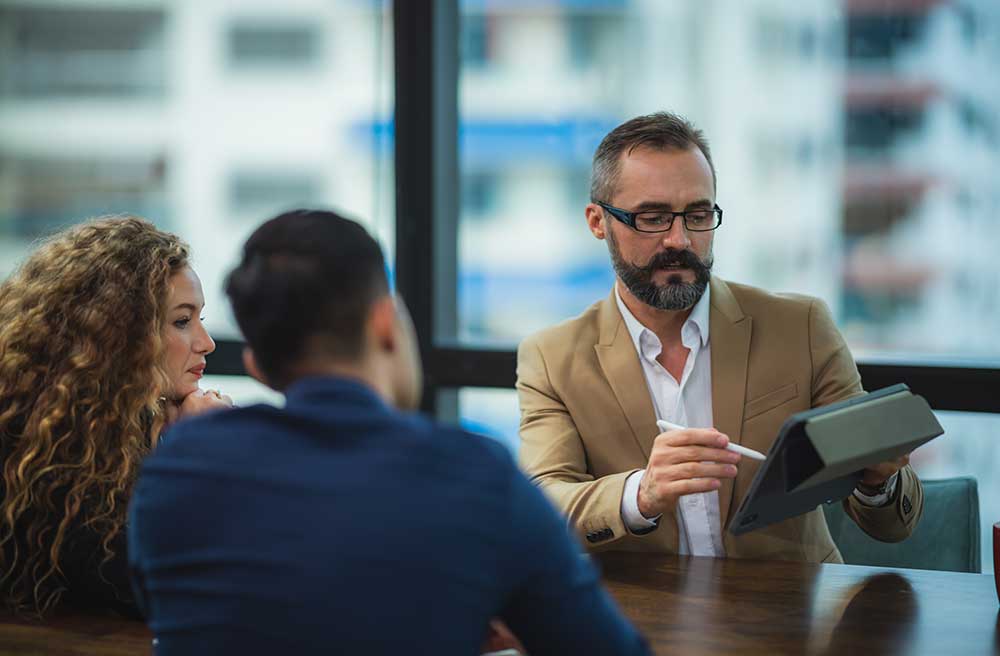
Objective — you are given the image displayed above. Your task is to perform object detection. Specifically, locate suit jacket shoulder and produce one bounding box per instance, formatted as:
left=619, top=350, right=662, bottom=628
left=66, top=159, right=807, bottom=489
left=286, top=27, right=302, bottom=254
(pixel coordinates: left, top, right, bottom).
left=718, top=278, right=825, bottom=324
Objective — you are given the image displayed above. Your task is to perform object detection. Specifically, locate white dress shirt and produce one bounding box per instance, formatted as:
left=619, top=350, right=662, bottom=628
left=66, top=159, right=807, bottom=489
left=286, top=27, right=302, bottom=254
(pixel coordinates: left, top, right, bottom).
left=615, top=285, right=725, bottom=556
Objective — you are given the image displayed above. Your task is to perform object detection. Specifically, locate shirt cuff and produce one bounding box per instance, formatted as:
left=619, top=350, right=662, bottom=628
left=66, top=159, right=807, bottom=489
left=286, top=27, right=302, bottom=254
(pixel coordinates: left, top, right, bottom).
left=621, top=469, right=661, bottom=532
left=852, top=471, right=900, bottom=507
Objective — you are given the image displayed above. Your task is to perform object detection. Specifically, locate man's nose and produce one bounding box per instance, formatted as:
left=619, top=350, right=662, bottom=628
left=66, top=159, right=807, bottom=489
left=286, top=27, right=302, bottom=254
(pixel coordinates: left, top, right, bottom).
left=659, top=217, right=691, bottom=250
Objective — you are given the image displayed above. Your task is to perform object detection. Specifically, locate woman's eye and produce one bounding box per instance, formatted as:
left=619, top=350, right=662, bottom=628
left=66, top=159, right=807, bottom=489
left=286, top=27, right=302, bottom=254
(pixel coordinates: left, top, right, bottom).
left=173, top=317, right=191, bottom=329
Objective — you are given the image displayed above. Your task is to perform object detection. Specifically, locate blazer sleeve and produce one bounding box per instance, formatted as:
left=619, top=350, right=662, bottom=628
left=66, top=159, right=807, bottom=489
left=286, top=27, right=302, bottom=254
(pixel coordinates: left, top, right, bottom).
left=808, top=299, right=924, bottom=542
left=517, top=335, right=672, bottom=550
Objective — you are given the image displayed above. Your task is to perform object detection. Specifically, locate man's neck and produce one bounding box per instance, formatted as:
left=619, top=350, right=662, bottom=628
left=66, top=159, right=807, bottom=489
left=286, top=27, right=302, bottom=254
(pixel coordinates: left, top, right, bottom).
left=284, top=359, right=394, bottom=406
left=617, top=281, right=693, bottom=348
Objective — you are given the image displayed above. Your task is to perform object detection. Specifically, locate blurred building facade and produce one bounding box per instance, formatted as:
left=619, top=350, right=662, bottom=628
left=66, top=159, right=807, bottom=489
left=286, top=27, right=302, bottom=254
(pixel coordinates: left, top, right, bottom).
left=841, top=0, right=1000, bottom=356
left=455, top=0, right=1000, bottom=357
left=0, top=0, right=393, bottom=335
left=2, top=0, right=997, bottom=357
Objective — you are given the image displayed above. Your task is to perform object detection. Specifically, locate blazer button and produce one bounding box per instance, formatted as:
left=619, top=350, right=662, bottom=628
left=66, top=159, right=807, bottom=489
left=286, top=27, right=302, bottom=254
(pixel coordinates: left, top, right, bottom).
left=902, top=495, right=912, bottom=515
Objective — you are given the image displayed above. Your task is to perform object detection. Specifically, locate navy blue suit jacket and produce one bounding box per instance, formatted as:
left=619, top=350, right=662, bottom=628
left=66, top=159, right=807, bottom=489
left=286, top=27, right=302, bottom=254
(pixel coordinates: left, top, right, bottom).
left=128, top=376, right=648, bottom=655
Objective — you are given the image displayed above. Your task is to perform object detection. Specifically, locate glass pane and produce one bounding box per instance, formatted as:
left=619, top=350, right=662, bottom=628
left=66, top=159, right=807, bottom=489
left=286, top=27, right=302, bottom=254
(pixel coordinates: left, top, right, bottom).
left=456, top=387, right=521, bottom=454
left=0, top=1, right=395, bottom=341
left=456, top=2, right=1000, bottom=360
left=0, top=6, right=167, bottom=98
left=911, top=411, right=1000, bottom=573
left=457, top=388, right=999, bottom=573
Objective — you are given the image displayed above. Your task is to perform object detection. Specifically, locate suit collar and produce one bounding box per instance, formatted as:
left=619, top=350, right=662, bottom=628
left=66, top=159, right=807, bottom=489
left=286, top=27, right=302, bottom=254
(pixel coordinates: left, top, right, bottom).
left=708, top=276, right=753, bottom=528
left=597, top=288, right=626, bottom=347
left=595, top=290, right=660, bottom=460
left=709, top=275, right=745, bottom=324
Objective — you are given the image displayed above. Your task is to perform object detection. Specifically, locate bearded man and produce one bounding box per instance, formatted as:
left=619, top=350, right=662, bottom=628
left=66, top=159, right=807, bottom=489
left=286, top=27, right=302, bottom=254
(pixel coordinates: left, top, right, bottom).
left=516, top=112, right=922, bottom=562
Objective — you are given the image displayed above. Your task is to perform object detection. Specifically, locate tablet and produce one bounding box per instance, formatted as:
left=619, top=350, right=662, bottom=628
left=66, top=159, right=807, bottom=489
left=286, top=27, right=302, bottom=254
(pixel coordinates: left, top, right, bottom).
left=727, top=383, right=943, bottom=536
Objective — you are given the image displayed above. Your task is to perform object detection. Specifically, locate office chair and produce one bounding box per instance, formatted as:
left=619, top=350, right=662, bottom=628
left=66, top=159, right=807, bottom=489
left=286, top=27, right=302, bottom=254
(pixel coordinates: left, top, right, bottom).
left=823, top=476, right=981, bottom=573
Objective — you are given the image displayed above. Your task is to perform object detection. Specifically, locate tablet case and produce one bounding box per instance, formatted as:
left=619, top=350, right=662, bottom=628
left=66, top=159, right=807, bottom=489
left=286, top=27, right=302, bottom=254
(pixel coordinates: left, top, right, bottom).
left=728, top=384, right=944, bottom=536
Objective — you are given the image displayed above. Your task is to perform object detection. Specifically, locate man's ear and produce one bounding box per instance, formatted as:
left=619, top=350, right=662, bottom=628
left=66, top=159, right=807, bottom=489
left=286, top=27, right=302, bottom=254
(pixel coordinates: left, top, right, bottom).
left=585, top=203, right=607, bottom=240
left=368, top=295, right=398, bottom=354
left=242, top=347, right=272, bottom=389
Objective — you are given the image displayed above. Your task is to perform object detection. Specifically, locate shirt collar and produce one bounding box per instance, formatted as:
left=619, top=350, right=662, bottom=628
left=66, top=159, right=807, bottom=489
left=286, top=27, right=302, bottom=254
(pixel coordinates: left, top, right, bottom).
left=283, top=375, right=392, bottom=414
left=614, top=282, right=711, bottom=358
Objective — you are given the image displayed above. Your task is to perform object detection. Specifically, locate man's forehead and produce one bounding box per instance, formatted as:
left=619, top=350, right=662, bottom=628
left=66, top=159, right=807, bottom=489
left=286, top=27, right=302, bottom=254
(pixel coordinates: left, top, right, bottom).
left=614, top=146, right=714, bottom=196
left=618, top=143, right=707, bottom=169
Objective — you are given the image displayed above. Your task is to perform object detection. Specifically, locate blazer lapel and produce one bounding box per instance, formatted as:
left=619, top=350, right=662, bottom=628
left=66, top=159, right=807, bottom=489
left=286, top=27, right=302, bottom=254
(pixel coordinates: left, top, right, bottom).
left=593, top=290, right=659, bottom=461
left=709, top=277, right=752, bottom=527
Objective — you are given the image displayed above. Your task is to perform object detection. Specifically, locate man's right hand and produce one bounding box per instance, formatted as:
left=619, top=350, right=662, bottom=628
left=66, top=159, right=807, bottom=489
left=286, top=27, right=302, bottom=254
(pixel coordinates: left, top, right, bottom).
left=636, top=427, right=741, bottom=519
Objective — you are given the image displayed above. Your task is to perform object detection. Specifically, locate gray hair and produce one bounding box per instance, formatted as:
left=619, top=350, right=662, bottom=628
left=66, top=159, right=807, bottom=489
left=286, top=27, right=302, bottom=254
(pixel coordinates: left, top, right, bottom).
left=590, top=111, right=717, bottom=203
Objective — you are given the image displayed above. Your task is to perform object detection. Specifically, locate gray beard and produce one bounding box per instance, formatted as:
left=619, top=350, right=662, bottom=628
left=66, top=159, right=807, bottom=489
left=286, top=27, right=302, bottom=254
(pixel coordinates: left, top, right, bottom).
left=607, top=232, right=712, bottom=311
left=623, top=275, right=707, bottom=311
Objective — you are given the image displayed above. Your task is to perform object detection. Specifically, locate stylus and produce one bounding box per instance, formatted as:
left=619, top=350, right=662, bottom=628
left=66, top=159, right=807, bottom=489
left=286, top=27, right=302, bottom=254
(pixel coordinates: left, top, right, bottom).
left=656, top=419, right=767, bottom=461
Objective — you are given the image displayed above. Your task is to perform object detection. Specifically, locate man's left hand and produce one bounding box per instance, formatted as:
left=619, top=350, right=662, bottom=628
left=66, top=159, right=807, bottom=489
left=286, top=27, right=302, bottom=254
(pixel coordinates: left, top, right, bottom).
left=860, top=454, right=910, bottom=487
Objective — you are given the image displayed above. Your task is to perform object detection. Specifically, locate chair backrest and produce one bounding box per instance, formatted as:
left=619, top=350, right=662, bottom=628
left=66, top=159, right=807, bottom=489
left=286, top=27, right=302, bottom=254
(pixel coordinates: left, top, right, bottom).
left=822, top=476, right=981, bottom=573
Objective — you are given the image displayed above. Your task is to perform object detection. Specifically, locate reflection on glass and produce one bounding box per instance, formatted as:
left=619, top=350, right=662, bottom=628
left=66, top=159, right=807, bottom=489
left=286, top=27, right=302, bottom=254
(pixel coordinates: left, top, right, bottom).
left=0, top=1, right=395, bottom=339
left=457, top=1, right=1000, bottom=358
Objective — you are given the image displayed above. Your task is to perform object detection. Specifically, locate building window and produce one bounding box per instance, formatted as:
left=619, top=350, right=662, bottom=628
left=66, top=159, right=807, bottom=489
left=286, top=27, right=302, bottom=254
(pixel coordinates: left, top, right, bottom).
left=0, top=7, right=165, bottom=98
left=0, top=155, right=167, bottom=246
left=461, top=14, right=491, bottom=68
left=847, top=15, right=926, bottom=62
left=229, top=172, right=320, bottom=215
left=227, top=23, right=321, bottom=69
left=461, top=171, right=499, bottom=217
left=567, top=14, right=601, bottom=70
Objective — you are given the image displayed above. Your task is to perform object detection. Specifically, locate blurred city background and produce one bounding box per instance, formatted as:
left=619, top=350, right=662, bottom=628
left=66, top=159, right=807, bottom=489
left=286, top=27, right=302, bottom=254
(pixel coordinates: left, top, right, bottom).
left=1, top=0, right=997, bottom=569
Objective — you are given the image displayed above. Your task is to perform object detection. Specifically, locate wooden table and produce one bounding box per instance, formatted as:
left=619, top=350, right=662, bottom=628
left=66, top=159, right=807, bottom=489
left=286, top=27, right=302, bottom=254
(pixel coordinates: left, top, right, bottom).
left=0, top=609, right=150, bottom=655
left=597, top=552, right=1000, bottom=656
left=0, top=555, right=995, bottom=655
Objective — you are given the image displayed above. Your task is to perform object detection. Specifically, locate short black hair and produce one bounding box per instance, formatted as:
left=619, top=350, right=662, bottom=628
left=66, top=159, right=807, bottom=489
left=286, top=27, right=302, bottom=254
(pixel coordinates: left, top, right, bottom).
left=225, top=209, right=388, bottom=386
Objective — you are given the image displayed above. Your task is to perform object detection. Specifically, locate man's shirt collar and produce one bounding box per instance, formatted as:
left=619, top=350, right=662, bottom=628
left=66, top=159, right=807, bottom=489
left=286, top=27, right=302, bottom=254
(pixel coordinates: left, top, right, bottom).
left=614, top=281, right=711, bottom=361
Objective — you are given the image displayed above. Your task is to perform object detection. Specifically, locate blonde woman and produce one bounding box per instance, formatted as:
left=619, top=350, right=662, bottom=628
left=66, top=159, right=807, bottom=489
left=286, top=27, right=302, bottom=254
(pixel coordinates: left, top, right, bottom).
left=0, top=216, right=231, bottom=617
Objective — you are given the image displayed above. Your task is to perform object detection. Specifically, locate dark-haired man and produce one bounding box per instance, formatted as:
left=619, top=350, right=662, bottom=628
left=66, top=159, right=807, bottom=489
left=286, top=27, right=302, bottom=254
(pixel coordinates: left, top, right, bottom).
left=517, top=113, right=923, bottom=562
left=128, top=209, right=648, bottom=655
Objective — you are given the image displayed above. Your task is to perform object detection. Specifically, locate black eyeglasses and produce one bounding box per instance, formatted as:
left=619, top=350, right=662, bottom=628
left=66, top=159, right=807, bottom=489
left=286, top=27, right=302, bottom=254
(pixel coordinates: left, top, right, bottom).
left=596, top=201, right=723, bottom=233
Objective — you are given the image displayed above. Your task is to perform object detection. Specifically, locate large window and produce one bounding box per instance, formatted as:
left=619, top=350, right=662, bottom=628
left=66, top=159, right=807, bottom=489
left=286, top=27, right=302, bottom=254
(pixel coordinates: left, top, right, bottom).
left=412, top=1, right=1000, bottom=572
left=454, top=1, right=1000, bottom=359
left=3, top=0, right=997, bottom=572
left=0, top=0, right=394, bottom=342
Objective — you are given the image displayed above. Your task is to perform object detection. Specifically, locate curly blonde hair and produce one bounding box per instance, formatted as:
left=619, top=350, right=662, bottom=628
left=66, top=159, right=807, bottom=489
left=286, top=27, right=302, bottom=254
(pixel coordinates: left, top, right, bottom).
left=0, top=215, right=189, bottom=615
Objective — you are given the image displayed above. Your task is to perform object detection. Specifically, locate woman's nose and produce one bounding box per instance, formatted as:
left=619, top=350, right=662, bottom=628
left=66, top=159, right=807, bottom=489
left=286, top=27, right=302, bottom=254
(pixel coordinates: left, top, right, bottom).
left=196, top=325, right=216, bottom=355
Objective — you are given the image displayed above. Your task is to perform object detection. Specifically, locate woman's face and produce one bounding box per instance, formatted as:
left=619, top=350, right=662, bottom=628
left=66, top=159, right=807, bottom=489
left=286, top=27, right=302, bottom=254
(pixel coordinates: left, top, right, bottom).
left=162, top=266, right=216, bottom=400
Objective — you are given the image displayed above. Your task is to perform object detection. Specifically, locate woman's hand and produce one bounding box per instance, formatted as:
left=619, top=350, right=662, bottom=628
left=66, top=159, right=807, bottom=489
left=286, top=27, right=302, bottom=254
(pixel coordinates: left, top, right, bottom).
left=176, top=388, right=234, bottom=421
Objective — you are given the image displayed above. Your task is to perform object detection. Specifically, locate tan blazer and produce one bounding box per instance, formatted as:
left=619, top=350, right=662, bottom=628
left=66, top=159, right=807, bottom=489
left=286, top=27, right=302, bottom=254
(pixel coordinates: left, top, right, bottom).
left=517, top=277, right=923, bottom=563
